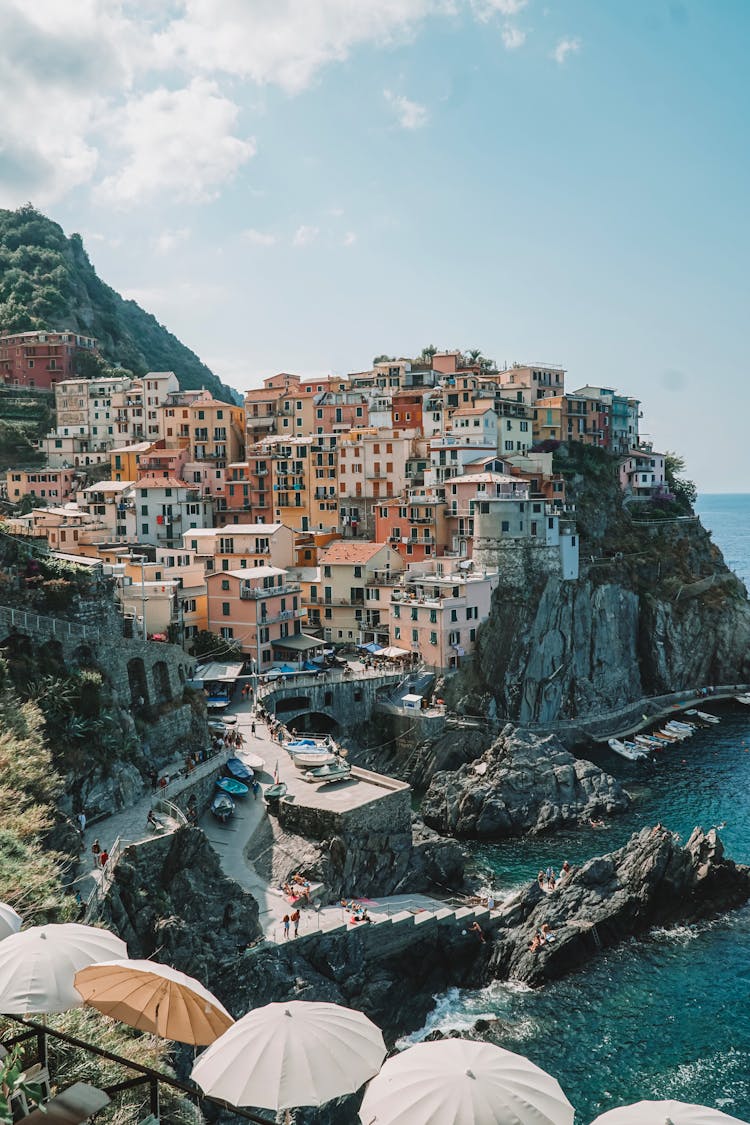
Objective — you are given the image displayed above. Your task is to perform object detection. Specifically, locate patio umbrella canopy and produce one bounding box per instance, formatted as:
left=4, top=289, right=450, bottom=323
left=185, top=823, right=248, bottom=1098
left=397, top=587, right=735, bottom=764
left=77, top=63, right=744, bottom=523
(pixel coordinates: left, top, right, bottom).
left=0, top=923, right=127, bottom=1014
left=74, top=959, right=234, bottom=1046
left=191, top=1000, right=386, bottom=1112
left=0, top=901, right=22, bottom=942
left=359, top=1038, right=575, bottom=1125
left=590, top=1102, right=750, bottom=1125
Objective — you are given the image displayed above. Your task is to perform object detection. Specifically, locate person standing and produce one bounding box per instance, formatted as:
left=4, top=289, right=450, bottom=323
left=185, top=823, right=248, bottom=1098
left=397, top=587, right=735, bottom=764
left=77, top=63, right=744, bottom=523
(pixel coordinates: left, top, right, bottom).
left=76, top=811, right=86, bottom=834
left=91, top=839, right=101, bottom=864
left=282, top=914, right=290, bottom=940
left=251, top=720, right=256, bottom=737
left=291, top=908, right=300, bottom=938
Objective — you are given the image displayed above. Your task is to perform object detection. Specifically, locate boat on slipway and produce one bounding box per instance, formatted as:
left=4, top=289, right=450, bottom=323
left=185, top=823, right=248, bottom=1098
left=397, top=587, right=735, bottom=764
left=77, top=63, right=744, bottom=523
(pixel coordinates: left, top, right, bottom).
left=303, top=761, right=352, bottom=784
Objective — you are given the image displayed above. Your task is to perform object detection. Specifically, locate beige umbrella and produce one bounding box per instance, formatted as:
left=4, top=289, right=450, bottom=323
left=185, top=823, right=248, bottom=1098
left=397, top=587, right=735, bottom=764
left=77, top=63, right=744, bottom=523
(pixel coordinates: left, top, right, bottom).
left=359, top=1038, right=575, bottom=1125
left=0, top=901, right=22, bottom=942
left=590, top=1102, right=749, bottom=1125
left=0, top=923, right=127, bottom=1013
left=74, top=959, right=234, bottom=1046
left=191, top=1000, right=386, bottom=1116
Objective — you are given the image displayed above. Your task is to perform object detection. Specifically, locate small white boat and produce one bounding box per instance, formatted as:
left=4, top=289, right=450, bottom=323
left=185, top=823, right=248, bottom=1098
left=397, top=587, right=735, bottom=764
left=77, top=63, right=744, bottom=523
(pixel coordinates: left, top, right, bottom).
left=736, top=694, right=750, bottom=705
left=608, top=738, right=649, bottom=760
left=636, top=734, right=665, bottom=749
left=665, top=720, right=695, bottom=732
left=686, top=709, right=720, bottom=724
left=291, top=749, right=337, bottom=769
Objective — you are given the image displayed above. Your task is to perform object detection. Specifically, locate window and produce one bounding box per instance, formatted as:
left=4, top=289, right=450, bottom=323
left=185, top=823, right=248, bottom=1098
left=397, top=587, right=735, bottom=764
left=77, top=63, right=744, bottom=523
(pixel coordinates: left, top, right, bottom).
left=353, top=565, right=362, bottom=578
left=394, top=626, right=401, bottom=639
left=221, top=579, right=230, bottom=590
left=412, top=628, right=419, bottom=643
left=501, top=520, right=510, bottom=532
left=430, top=632, right=438, bottom=645
left=323, top=565, right=331, bottom=578
left=430, top=609, right=437, bottom=624
left=221, top=603, right=231, bottom=616
left=220, top=626, right=234, bottom=639
left=393, top=605, right=400, bottom=618
left=411, top=607, right=418, bottom=621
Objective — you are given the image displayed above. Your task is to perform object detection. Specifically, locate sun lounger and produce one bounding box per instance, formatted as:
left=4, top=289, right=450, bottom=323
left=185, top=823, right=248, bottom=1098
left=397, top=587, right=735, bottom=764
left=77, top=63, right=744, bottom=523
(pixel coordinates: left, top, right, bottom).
left=20, top=1082, right=110, bottom=1124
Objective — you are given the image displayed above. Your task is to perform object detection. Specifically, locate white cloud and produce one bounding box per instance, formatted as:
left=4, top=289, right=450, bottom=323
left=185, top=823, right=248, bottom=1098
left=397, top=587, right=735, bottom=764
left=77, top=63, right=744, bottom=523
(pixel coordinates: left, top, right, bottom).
left=343, top=231, right=357, bottom=246
left=153, top=227, right=191, bottom=253
left=96, top=79, right=256, bottom=206
left=157, top=0, right=455, bottom=94
left=471, top=0, right=527, bottom=23
left=553, top=36, right=581, bottom=63
left=501, top=24, right=526, bottom=49
left=292, top=225, right=320, bottom=247
left=384, top=89, right=429, bottom=129
left=121, top=280, right=228, bottom=312
left=242, top=228, right=277, bottom=246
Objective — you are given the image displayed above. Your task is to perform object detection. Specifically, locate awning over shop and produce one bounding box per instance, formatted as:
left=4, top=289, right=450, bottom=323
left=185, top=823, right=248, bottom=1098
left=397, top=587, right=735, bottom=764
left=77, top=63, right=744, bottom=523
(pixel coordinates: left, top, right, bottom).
left=271, top=634, right=325, bottom=652
left=194, top=661, right=245, bottom=682
left=358, top=642, right=384, bottom=654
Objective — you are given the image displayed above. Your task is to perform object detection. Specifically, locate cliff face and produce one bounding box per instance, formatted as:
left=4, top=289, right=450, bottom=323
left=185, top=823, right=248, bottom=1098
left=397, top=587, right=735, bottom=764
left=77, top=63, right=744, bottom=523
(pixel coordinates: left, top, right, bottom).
left=451, top=462, right=750, bottom=724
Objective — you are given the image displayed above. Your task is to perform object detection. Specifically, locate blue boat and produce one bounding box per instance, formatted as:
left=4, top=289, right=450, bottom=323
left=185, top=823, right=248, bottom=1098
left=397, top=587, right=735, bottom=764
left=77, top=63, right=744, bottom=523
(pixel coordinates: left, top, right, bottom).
left=211, top=793, right=235, bottom=823
left=215, top=776, right=249, bottom=798
left=224, top=757, right=254, bottom=784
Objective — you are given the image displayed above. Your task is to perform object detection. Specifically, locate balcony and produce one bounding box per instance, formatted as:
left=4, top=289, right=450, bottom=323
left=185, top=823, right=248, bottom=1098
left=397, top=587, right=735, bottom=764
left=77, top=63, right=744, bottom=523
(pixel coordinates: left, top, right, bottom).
left=322, top=595, right=365, bottom=606
left=259, top=607, right=305, bottom=625
left=239, top=581, right=301, bottom=599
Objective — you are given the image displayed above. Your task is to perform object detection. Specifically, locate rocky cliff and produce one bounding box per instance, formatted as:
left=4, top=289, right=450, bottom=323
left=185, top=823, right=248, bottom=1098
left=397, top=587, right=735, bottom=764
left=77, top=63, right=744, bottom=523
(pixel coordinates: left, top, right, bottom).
left=450, top=450, right=750, bottom=724
left=102, top=827, right=261, bottom=994
left=488, top=824, right=750, bottom=987
left=421, top=726, right=630, bottom=838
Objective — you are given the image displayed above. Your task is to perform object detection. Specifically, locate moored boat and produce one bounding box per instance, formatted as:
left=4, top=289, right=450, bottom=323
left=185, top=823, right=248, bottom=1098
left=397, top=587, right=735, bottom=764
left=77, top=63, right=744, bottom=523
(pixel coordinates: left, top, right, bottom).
left=264, top=782, right=287, bottom=800
left=291, top=749, right=337, bottom=769
left=224, top=757, right=254, bottom=784
left=736, top=694, right=750, bottom=705
left=210, top=793, right=235, bottom=823
left=686, top=709, right=720, bottom=724
left=215, top=776, right=249, bottom=798
left=608, top=738, right=649, bottom=760
left=304, top=761, right=352, bottom=784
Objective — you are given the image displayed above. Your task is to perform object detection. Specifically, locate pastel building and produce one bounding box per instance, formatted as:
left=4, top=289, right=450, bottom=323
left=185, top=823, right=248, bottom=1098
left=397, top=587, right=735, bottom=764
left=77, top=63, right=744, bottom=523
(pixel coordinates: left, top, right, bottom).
left=206, top=565, right=308, bottom=669
left=472, top=497, right=579, bottom=580
left=129, top=476, right=212, bottom=548
left=619, top=449, right=666, bottom=496
left=390, top=561, right=500, bottom=671
left=42, top=375, right=133, bottom=466
left=183, top=523, right=295, bottom=575
left=337, top=428, right=414, bottom=536
left=494, top=364, right=566, bottom=406
left=373, top=495, right=449, bottom=562
left=6, top=467, right=78, bottom=504
left=310, top=540, right=404, bottom=647
left=0, top=330, right=98, bottom=390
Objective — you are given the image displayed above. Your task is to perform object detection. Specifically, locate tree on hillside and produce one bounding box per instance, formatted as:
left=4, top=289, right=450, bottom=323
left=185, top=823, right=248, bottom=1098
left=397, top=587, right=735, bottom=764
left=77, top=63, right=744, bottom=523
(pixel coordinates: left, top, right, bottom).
left=664, top=451, right=697, bottom=511
left=373, top=354, right=395, bottom=364
left=420, top=344, right=438, bottom=361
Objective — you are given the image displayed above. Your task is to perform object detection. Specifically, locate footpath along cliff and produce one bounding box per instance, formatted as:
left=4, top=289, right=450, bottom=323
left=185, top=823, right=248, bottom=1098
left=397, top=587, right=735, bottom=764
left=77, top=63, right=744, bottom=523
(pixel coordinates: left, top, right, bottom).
left=447, top=445, right=750, bottom=726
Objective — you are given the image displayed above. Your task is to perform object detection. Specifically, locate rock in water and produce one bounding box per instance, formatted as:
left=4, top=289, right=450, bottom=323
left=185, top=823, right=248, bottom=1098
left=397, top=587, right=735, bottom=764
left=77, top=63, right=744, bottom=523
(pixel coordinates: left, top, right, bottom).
left=490, top=825, right=750, bottom=987
left=421, top=725, right=630, bottom=838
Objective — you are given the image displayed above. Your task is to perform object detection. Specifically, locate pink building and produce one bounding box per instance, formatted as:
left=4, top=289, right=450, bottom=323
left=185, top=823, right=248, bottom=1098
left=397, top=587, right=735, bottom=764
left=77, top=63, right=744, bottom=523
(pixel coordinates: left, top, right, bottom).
left=206, top=565, right=305, bottom=669
left=373, top=494, right=449, bottom=562
left=390, top=561, right=499, bottom=671
left=6, top=467, right=78, bottom=504
left=443, top=471, right=529, bottom=558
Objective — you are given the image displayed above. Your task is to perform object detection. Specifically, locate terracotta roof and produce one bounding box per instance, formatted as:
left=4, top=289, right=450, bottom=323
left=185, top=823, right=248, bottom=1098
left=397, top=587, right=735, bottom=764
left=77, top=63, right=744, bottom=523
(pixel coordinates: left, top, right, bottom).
left=133, top=476, right=192, bottom=490
left=319, top=540, right=388, bottom=564
left=451, top=404, right=495, bottom=417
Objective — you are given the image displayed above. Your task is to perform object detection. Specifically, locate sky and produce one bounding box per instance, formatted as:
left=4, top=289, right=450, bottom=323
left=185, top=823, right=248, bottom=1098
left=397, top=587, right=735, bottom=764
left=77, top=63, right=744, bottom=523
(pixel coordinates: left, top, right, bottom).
left=0, top=0, right=748, bottom=492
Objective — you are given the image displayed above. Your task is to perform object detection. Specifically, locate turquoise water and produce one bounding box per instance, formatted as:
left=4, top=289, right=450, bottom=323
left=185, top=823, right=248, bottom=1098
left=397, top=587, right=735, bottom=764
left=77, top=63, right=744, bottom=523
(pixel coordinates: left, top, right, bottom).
left=413, top=494, right=750, bottom=1122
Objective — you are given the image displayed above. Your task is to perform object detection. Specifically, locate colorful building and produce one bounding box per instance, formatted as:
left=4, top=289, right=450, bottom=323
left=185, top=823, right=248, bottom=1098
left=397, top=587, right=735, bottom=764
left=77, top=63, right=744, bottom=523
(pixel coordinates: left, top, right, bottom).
left=206, top=565, right=306, bottom=669
left=0, top=330, right=98, bottom=390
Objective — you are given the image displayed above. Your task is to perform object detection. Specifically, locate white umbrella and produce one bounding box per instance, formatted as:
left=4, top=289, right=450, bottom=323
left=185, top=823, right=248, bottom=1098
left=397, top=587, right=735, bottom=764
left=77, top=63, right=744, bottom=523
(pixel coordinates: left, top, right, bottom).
left=0, top=901, right=22, bottom=942
left=359, top=1039, right=575, bottom=1125
left=0, top=923, right=127, bottom=1014
left=379, top=646, right=409, bottom=659
left=75, top=959, right=234, bottom=1045
left=191, top=1000, right=386, bottom=1113
left=590, top=1102, right=749, bottom=1125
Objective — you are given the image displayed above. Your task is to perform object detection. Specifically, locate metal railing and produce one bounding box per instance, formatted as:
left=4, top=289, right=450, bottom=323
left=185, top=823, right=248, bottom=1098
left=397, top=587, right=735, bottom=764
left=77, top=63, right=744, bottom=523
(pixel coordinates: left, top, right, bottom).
left=0, top=604, right=100, bottom=641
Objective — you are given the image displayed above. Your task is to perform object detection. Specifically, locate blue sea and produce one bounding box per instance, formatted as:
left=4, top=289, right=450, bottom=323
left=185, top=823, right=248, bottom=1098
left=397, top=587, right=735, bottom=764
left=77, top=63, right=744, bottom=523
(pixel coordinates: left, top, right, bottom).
left=411, top=494, right=750, bottom=1122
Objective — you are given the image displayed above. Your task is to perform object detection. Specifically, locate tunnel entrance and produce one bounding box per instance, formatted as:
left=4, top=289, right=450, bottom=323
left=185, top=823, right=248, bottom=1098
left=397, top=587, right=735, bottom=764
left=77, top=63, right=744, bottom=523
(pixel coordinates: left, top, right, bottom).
left=279, top=710, right=339, bottom=735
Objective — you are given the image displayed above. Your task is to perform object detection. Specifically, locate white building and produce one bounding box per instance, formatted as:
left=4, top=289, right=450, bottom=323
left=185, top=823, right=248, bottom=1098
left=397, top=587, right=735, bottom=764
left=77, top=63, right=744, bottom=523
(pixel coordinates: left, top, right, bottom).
left=42, top=375, right=133, bottom=467
left=129, top=476, right=213, bottom=548
left=472, top=496, right=579, bottom=580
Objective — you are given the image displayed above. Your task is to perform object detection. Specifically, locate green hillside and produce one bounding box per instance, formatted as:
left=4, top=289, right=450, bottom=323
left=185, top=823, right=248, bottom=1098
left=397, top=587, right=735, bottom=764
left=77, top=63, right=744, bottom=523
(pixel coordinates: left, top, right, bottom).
left=0, top=205, right=239, bottom=403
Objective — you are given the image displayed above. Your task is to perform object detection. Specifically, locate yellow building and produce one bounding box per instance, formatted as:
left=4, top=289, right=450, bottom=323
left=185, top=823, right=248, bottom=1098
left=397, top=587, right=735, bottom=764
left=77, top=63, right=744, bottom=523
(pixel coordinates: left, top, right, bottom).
left=187, top=398, right=245, bottom=466
left=310, top=540, right=403, bottom=647
left=110, top=441, right=156, bottom=482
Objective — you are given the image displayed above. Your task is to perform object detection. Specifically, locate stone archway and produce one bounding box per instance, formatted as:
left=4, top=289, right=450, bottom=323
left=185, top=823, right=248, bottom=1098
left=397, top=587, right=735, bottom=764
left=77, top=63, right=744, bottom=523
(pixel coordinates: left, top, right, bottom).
left=127, top=657, right=149, bottom=706
left=152, top=660, right=172, bottom=705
